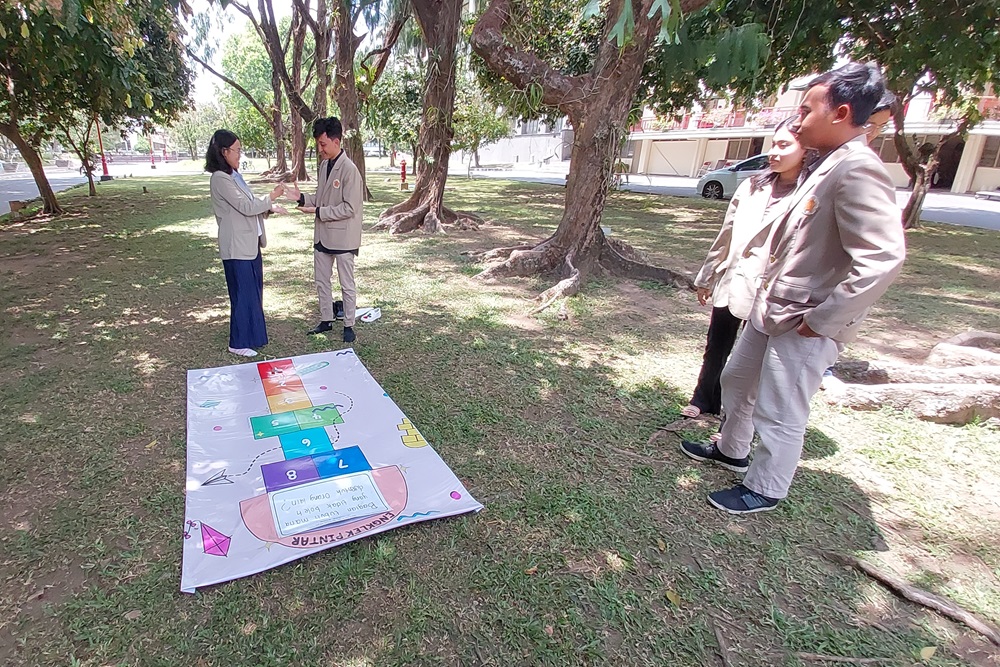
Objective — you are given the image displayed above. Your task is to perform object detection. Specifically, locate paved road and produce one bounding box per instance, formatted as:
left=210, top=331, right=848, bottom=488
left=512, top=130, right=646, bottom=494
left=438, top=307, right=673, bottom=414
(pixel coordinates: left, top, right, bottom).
left=0, top=168, right=87, bottom=215
left=464, top=168, right=1000, bottom=232
left=0, top=161, right=202, bottom=215
left=5, top=163, right=1000, bottom=232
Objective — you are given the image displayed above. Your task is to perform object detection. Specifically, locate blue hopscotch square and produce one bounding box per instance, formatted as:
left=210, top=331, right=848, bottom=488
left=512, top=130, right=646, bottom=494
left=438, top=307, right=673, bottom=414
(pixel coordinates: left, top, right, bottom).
left=278, top=427, right=334, bottom=459
left=313, top=446, right=372, bottom=478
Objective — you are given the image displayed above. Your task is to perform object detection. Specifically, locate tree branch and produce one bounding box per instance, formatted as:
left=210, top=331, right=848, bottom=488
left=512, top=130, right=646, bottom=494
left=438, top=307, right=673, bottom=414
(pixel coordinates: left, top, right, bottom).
left=359, top=9, right=410, bottom=99
left=471, top=0, right=588, bottom=115
left=185, top=48, right=272, bottom=123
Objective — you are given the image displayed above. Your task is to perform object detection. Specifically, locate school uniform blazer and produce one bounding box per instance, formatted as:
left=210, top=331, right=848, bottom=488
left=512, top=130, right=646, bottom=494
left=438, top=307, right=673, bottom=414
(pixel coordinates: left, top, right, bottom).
left=210, top=170, right=270, bottom=261
left=693, top=178, right=791, bottom=320
left=304, top=152, right=363, bottom=250
left=750, top=136, right=907, bottom=343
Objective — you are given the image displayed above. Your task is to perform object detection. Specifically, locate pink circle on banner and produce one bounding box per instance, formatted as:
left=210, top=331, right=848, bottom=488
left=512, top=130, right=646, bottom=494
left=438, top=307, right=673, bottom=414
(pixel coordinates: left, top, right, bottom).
left=319, top=386, right=327, bottom=390
left=450, top=491, right=462, bottom=500
left=213, top=426, right=222, bottom=431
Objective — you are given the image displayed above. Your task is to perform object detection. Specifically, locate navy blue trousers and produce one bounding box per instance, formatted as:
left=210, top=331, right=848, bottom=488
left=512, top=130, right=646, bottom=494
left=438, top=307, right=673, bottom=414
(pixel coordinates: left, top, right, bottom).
left=222, top=251, right=268, bottom=349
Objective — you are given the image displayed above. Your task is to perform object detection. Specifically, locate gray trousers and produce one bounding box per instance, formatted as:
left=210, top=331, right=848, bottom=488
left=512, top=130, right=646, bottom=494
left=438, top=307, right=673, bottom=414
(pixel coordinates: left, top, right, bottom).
left=314, top=250, right=356, bottom=326
left=717, top=322, right=841, bottom=499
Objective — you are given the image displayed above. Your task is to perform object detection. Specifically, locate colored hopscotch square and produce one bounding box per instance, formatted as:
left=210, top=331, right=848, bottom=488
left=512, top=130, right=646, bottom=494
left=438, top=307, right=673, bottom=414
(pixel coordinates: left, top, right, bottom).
left=279, top=427, right=334, bottom=460
left=262, top=374, right=305, bottom=396
left=294, top=403, right=344, bottom=429
left=267, top=392, right=313, bottom=413
left=250, top=411, right=301, bottom=439
left=261, top=456, right=320, bottom=493
left=313, top=446, right=372, bottom=478
left=257, top=359, right=294, bottom=382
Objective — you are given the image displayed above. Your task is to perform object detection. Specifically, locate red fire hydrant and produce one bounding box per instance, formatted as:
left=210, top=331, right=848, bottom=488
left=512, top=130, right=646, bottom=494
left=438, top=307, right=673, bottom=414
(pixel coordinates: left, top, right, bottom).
left=400, top=159, right=409, bottom=191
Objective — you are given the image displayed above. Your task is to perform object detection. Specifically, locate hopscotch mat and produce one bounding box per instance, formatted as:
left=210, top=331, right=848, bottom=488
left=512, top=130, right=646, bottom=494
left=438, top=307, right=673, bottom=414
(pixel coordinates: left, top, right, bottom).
left=181, top=349, right=483, bottom=593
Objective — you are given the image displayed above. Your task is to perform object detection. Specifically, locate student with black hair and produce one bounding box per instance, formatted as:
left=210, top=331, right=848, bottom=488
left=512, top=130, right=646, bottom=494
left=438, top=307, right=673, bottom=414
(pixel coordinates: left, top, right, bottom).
left=285, top=117, right=364, bottom=344
left=681, top=63, right=907, bottom=514
left=206, top=129, right=286, bottom=358
left=682, top=117, right=809, bottom=422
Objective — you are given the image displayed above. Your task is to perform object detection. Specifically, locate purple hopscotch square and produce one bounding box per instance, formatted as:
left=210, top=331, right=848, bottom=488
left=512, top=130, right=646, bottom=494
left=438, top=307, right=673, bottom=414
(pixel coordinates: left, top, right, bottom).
left=261, top=456, right=320, bottom=492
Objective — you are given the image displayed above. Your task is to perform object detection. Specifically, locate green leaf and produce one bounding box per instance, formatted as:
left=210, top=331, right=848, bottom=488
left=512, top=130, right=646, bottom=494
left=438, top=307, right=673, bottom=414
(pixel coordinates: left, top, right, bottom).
left=144, top=92, right=154, bottom=109
left=125, top=93, right=133, bottom=108
left=20, top=22, right=29, bottom=39
left=581, top=0, right=600, bottom=20
left=0, top=24, right=7, bottom=40
left=608, top=2, right=634, bottom=48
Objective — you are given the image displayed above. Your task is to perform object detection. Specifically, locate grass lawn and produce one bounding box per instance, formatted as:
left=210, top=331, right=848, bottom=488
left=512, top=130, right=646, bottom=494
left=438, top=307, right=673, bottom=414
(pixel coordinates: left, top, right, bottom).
left=1, top=173, right=999, bottom=667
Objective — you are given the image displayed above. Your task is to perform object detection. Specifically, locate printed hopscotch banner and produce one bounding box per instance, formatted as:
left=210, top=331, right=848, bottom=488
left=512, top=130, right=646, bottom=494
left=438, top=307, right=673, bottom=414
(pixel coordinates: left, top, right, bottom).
left=181, top=350, right=483, bottom=593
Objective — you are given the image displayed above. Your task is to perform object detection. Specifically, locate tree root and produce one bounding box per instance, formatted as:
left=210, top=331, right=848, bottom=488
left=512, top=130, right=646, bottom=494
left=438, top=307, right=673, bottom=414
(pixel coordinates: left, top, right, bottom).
left=824, top=551, right=1000, bottom=646
left=791, top=652, right=884, bottom=664
left=472, top=233, right=694, bottom=312
left=531, top=256, right=582, bottom=313
left=599, top=237, right=694, bottom=289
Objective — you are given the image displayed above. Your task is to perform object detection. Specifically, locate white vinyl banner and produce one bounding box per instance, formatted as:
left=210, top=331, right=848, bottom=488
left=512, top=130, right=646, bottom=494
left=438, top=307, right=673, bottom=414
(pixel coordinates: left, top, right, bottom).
left=181, top=350, right=483, bottom=593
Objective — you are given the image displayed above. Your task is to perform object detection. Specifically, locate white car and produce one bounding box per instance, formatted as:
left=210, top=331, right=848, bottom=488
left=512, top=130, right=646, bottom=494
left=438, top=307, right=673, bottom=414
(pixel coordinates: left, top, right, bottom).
left=696, top=154, right=770, bottom=199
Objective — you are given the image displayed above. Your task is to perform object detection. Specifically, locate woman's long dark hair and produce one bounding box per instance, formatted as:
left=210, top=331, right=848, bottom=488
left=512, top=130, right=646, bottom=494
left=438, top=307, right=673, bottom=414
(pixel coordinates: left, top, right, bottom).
left=205, top=129, right=239, bottom=174
left=749, top=116, right=809, bottom=193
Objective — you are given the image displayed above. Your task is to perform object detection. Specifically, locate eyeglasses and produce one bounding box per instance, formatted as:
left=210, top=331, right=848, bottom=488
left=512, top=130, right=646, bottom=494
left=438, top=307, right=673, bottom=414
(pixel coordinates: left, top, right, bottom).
left=225, top=146, right=242, bottom=154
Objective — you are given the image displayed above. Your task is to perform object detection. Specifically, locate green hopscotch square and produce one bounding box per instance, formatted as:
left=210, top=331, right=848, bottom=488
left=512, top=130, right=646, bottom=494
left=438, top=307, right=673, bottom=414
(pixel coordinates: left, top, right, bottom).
left=250, top=411, right=301, bottom=439
left=294, top=403, right=344, bottom=428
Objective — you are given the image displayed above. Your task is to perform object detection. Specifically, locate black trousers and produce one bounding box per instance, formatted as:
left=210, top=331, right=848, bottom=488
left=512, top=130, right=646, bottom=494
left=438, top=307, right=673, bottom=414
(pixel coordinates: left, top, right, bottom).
left=689, top=306, right=743, bottom=415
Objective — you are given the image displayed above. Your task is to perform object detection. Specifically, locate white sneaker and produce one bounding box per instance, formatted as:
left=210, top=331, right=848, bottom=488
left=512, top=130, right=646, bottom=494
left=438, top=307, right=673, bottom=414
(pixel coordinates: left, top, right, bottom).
left=228, top=347, right=258, bottom=357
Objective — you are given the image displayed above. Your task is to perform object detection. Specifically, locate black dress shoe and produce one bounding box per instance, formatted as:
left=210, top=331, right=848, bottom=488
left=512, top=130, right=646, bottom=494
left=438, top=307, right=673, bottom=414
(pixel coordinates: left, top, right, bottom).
left=334, top=300, right=345, bottom=320
left=342, top=326, right=356, bottom=343
left=308, top=321, right=334, bottom=335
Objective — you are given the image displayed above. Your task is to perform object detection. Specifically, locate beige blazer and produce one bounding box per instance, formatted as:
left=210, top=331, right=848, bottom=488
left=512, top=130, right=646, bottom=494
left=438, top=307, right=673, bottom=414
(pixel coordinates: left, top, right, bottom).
left=210, top=171, right=270, bottom=261
left=304, top=152, right=363, bottom=250
left=693, top=178, right=793, bottom=320
left=751, top=136, right=907, bottom=343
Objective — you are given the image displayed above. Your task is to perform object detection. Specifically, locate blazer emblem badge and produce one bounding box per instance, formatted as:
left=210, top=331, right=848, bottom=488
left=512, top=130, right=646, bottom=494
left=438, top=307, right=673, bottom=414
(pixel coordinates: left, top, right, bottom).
left=803, top=196, right=818, bottom=215
left=332, top=178, right=341, bottom=189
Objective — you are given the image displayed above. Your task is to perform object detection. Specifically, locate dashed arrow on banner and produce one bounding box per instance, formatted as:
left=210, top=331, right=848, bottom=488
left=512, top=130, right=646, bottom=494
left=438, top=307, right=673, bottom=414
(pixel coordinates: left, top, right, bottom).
left=200, top=447, right=281, bottom=486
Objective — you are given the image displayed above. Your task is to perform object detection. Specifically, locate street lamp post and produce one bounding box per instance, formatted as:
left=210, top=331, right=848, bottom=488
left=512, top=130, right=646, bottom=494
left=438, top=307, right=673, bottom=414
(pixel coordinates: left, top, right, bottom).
left=148, top=132, right=156, bottom=169
left=94, top=118, right=113, bottom=182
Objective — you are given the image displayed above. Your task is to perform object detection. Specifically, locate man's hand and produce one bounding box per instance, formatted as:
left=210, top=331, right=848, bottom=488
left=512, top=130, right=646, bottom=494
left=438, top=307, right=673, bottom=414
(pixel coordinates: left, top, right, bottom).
left=268, top=183, right=285, bottom=201
left=796, top=320, right=821, bottom=337
left=297, top=205, right=317, bottom=214
left=284, top=181, right=301, bottom=202
left=271, top=204, right=288, bottom=215
left=696, top=287, right=711, bottom=306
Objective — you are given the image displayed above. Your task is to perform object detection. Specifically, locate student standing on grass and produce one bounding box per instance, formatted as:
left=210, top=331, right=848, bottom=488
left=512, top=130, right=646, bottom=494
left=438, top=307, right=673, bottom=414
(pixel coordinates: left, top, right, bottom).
left=206, top=129, right=287, bottom=358
left=821, top=88, right=898, bottom=391
left=681, top=63, right=907, bottom=514
left=284, top=117, right=364, bottom=344
left=682, top=117, right=808, bottom=423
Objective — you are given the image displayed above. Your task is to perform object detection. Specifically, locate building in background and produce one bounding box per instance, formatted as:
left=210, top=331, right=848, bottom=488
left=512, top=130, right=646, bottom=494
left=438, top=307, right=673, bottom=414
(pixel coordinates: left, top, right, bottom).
left=625, top=81, right=1000, bottom=195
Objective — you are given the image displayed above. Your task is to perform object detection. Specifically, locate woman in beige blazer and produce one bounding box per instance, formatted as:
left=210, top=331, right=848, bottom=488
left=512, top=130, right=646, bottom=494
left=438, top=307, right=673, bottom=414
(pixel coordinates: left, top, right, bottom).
left=682, top=119, right=807, bottom=419
left=206, top=130, right=286, bottom=357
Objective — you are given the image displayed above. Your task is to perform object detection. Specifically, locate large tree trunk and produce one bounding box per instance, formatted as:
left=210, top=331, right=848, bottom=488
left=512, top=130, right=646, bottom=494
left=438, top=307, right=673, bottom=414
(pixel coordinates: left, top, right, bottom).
left=1, top=124, right=62, bottom=215
left=468, top=0, right=701, bottom=308
left=374, top=0, right=465, bottom=234
left=291, top=108, right=308, bottom=182
left=312, top=0, right=331, bottom=119
left=902, top=163, right=931, bottom=229
left=332, top=0, right=369, bottom=200
left=270, top=68, right=288, bottom=175
left=290, top=8, right=309, bottom=182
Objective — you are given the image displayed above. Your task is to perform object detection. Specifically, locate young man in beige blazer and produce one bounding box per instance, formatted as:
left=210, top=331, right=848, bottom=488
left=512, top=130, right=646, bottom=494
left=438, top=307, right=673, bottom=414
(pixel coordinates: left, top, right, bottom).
left=682, top=63, right=907, bottom=513
left=286, top=117, right=364, bottom=343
